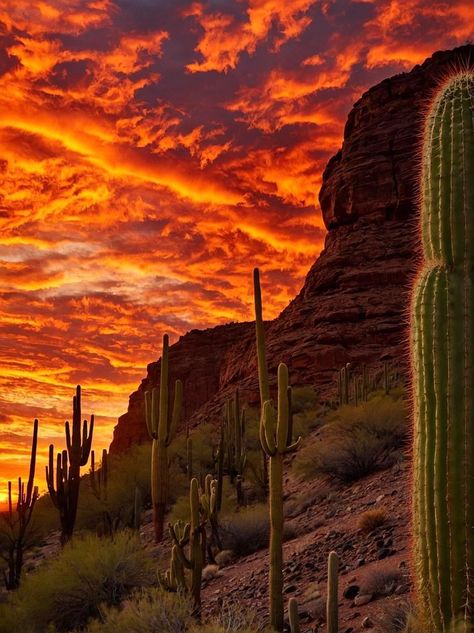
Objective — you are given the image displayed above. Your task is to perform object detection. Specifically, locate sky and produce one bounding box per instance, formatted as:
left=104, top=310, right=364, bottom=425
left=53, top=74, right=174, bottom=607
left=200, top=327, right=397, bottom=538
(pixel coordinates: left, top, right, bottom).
left=0, top=0, right=472, bottom=502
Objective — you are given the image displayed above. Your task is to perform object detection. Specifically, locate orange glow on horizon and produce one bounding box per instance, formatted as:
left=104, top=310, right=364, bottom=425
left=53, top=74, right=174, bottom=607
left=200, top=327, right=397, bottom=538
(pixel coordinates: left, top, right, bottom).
left=0, top=0, right=472, bottom=494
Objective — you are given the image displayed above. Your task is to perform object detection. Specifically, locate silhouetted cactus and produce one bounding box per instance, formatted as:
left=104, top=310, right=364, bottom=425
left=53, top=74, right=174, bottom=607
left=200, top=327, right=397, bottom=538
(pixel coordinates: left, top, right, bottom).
left=145, top=334, right=183, bottom=543
left=2, top=419, right=38, bottom=589
left=253, top=267, right=269, bottom=492
left=46, top=386, right=94, bottom=545
left=411, top=72, right=474, bottom=632
left=260, top=363, right=301, bottom=631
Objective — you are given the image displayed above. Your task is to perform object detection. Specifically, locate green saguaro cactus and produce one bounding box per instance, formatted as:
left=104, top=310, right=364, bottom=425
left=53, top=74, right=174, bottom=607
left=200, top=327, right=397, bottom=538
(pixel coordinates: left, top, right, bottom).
left=260, top=363, right=301, bottom=631
left=145, top=334, right=183, bottom=543
left=169, top=478, right=205, bottom=612
left=411, top=72, right=474, bottom=632
left=46, top=386, right=94, bottom=545
left=327, top=551, right=339, bottom=633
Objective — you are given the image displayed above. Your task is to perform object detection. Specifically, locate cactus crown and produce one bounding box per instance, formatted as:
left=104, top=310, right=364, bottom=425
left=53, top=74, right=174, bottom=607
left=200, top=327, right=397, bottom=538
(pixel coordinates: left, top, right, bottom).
left=145, top=334, right=183, bottom=444
left=421, top=72, right=474, bottom=266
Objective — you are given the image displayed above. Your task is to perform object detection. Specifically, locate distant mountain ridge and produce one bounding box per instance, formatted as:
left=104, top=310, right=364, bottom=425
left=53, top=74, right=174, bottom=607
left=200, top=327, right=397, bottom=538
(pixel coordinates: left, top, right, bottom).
left=110, top=44, right=474, bottom=454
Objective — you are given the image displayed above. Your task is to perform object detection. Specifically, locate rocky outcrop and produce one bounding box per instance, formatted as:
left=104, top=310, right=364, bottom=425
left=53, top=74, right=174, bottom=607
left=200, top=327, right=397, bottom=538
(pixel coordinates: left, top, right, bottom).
left=110, top=44, right=473, bottom=454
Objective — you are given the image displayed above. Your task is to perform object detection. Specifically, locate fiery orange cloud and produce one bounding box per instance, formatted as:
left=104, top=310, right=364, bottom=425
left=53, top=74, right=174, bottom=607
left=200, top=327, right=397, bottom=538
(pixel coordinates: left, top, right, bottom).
left=0, top=0, right=472, bottom=496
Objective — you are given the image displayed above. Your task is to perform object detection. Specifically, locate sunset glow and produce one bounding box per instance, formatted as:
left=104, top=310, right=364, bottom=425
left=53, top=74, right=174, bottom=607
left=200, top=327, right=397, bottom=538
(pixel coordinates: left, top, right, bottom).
left=0, top=0, right=472, bottom=495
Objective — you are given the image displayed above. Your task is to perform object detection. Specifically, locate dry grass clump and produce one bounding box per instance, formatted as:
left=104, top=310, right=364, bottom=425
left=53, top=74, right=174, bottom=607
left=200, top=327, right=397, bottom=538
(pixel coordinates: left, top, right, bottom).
left=357, top=508, right=388, bottom=533
left=361, top=566, right=403, bottom=597
left=293, top=396, right=408, bottom=483
left=84, top=587, right=193, bottom=633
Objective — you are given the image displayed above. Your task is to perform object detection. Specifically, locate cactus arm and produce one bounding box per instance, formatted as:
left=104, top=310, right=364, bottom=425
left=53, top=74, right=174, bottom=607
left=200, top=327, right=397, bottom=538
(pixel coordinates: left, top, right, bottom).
left=144, top=390, right=153, bottom=438
left=168, top=379, right=182, bottom=444
left=260, top=401, right=276, bottom=456
left=158, top=334, right=169, bottom=442
left=276, top=364, right=289, bottom=452
left=151, top=387, right=158, bottom=438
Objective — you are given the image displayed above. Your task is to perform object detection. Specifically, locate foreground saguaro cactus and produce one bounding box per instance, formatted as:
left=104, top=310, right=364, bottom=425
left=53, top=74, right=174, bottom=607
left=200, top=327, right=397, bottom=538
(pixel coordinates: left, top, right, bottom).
left=260, top=363, right=301, bottom=631
left=46, top=386, right=94, bottom=545
left=288, top=597, right=300, bottom=633
left=2, top=419, right=39, bottom=589
left=411, top=72, right=474, bottom=632
left=145, top=334, right=183, bottom=543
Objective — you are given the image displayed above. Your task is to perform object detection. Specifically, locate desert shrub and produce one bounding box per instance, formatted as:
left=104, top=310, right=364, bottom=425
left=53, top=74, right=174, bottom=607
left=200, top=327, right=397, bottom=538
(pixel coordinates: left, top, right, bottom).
left=284, top=485, right=330, bottom=519
left=374, top=601, right=411, bottom=633
left=84, top=587, right=193, bottom=633
left=1, top=531, right=153, bottom=632
left=220, top=504, right=269, bottom=557
left=357, top=508, right=388, bottom=533
left=293, top=396, right=408, bottom=483
left=220, top=503, right=295, bottom=558
left=171, top=423, right=219, bottom=477
left=291, top=386, right=318, bottom=413
left=361, top=566, right=402, bottom=597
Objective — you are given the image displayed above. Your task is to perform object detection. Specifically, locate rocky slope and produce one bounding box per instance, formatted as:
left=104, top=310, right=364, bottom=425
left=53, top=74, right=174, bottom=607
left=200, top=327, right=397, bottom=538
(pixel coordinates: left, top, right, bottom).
left=110, top=44, right=473, bottom=454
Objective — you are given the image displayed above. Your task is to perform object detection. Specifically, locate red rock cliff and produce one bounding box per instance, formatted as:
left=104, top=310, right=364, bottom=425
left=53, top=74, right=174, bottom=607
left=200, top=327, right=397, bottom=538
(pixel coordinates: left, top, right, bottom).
left=110, top=45, right=473, bottom=454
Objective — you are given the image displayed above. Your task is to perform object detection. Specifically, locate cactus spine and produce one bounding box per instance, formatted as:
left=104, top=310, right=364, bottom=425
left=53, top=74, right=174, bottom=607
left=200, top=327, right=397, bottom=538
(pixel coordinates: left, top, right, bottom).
left=169, top=478, right=205, bottom=612
left=288, top=597, right=300, bottom=633
left=411, top=72, right=474, bottom=632
left=3, top=419, right=39, bottom=589
left=46, top=386, right=94, bottom=545
left=260, top=363, right=301, bottom=632
left=145, top=334, right=183, bottom=543
left=326, top=550, right=339, bottom=633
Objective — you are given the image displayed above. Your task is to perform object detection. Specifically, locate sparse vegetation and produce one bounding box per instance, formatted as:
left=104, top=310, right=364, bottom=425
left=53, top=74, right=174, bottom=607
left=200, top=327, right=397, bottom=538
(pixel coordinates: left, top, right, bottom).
left=83, top=587, right=193, bottom=633
left=0, top=531, right=153, bottom=633
left=357, top=508, right=388, bottom=533
left=361, top=566, right=403, bottom=597
left=294, top=395, right=408, bottom=483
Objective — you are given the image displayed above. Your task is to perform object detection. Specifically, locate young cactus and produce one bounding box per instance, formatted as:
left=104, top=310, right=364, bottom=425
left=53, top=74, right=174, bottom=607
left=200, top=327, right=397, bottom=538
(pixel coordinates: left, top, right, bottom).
left=169, top=478, right=206, bottom=612
left=145, top=334, right=183, bottom=543
left=411, top=72, right=474, bottom=632
left=46, top=386, right=94, bottom=546
left=326, top=551, right=339, bottom=633
left=260, top=363, right=301, bottom=632
left=288, top=597, right=300, bottom=633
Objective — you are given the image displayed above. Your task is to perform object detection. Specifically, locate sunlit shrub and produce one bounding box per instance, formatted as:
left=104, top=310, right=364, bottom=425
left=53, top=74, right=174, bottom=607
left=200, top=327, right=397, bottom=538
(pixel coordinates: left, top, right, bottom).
left=1, top=531, right=153, bottom=632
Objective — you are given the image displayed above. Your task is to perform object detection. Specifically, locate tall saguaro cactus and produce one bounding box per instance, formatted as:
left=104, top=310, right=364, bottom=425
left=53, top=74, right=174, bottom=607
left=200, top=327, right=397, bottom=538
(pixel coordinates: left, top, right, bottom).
left=411, top=72, right=474, bottom=632
left=46, top=386, right=94, bottom=545
left=145, top=334, right=183, bottom=543
left=3, top=419, right=39, bottom=589
left=254, top=268, right=269, bottom=492
left=260, top=363, right=301, bottom=632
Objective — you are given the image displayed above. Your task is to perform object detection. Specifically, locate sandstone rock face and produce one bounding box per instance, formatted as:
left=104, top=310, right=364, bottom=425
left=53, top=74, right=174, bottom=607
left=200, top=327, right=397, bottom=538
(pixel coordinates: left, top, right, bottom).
left=110, top=45, right=473, bottom=454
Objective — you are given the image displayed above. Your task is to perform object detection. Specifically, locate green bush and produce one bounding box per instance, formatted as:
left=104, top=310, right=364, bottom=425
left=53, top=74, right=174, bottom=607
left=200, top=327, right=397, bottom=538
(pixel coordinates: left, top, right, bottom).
left=293, top=395, right=408, bottom=483
left=84, top=587, right=193, bottom=633
left=0, top=531, right=154, bottom=632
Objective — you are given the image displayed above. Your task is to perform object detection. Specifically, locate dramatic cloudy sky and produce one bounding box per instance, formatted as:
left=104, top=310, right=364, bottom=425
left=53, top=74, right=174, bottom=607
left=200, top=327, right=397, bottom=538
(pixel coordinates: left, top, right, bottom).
left=0, top=0, right=472, bottom=498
